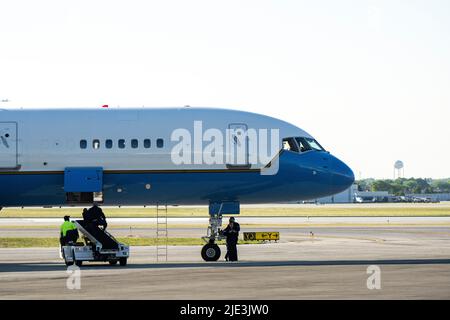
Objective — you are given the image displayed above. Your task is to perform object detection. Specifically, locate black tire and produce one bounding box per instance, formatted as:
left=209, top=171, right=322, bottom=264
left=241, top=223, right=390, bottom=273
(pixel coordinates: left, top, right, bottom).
left=201, top=243, right=221, bottom=261
left=109, top=260, right=118, bottom=265
left=62, top=247, right=72, bottom=266
left=73, top=249, right=82, bottom=267
left=65, top=260, right=74, bottom=266
left=119, top=258, right=127, bottom=266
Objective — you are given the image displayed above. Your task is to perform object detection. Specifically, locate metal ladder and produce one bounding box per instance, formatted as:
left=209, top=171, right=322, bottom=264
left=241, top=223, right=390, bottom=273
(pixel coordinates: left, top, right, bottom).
left=156, top=204, right=168, bottom=262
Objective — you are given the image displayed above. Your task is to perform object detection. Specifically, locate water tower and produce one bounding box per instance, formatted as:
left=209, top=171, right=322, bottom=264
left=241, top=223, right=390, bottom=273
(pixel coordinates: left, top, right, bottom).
left=394, top=160, right=404, bottom=179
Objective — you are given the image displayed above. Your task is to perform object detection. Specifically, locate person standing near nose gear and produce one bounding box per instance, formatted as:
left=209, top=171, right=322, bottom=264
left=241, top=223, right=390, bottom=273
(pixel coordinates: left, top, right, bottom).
left=222, top=217, right=240, bottom=262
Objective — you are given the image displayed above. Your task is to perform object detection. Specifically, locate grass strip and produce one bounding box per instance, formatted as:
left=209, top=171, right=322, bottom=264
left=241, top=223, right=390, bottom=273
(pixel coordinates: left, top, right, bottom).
left=0, top=237, right=262, bottom=248
left=1, top=206, right=449, bottom=218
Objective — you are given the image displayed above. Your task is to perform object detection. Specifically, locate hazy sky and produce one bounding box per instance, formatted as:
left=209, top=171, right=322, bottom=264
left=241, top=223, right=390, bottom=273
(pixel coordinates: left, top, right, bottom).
left=0, top=0, right=449, bottom=179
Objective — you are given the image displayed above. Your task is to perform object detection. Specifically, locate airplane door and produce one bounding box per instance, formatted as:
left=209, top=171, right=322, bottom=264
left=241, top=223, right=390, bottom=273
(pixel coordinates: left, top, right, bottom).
left=227, top=123, right=250, bottom=168
left=0, top=122, right=18, bottom=169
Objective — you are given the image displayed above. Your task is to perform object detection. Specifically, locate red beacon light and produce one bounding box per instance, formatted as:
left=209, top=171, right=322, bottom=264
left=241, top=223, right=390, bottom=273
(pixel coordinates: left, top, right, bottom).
left=101, top=105, right=109, bottom=108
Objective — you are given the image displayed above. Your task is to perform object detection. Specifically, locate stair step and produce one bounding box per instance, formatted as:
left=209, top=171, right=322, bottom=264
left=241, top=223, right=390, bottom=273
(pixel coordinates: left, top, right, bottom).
left=156, top=205, right=168, bottom=261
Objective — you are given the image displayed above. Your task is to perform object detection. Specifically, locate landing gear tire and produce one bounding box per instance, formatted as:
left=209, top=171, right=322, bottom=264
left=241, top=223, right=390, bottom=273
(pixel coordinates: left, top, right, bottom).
left=201, top=243, right=221, bottom=261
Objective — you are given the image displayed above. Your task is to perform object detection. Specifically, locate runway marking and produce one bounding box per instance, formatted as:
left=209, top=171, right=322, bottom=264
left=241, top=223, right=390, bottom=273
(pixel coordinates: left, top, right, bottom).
left=307, top=235, right=387, bottom=243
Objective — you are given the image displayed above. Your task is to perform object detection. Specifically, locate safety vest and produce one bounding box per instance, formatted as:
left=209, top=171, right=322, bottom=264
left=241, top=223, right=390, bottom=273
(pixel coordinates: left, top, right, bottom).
left=60, top=221, right=77, bottom=237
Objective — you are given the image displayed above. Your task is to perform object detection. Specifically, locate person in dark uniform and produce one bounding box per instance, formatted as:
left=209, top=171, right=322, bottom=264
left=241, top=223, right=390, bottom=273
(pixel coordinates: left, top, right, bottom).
left=222, top=217, right=240, bottom=262
left=85, top=202, right=107, bottom=230
left=82, top=208, right=89, bottom=221
left=82, top=203, right=118, bottom=250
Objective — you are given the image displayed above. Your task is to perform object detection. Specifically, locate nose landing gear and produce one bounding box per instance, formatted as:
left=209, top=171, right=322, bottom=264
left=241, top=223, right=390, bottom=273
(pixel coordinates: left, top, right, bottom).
left=201, top=214, right=225, bottom=262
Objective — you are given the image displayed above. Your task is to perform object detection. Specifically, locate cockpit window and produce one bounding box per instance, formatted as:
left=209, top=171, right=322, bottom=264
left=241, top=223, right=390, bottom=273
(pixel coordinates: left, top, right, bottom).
left=282, top=138, right=299, bottom=152
left=295, top=137, right=311, bottom=152
left=282, top=137, right=325, bottom=153
left=305, top=138, right=325, bottom=151
left=296, top=137, right=325, bottom=151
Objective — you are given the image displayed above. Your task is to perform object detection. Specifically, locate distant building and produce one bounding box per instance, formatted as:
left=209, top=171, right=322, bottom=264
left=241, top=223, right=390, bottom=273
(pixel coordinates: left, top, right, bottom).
left=316, top=184, right=358, bottom=203
left=316, top=185, right=390, bottom=203
left=353, top=191, right=390, bottom=203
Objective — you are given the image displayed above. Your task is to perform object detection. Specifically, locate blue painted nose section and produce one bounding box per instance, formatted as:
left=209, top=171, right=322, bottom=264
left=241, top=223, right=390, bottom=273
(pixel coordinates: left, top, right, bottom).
left=329, top=154, right=355, bottom=194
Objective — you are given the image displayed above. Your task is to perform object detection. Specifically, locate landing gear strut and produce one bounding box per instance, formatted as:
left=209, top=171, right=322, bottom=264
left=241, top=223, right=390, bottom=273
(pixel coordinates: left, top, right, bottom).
left=201, top=214, right=225, bottom=261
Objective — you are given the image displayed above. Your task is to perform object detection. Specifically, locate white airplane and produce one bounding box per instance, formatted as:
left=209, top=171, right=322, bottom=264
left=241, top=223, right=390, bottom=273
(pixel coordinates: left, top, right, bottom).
left=0, top=107, right=354, bottom=261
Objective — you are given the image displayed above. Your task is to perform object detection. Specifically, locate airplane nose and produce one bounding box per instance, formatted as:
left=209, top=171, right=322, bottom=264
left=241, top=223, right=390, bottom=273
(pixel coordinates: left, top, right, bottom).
left=329, top=154, right=355, bottom=193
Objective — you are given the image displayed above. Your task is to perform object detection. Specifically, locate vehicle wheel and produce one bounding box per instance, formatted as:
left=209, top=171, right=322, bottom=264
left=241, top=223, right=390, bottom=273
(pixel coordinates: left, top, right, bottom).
left=119, top=258, right=127, bottom=266
left=72, top=249, right=82, bottom=267
left=201, top=243, right=221, bottom=261
left=65, top=260, right=74, bottom=266
left=109, top=260, right=118, bottom=265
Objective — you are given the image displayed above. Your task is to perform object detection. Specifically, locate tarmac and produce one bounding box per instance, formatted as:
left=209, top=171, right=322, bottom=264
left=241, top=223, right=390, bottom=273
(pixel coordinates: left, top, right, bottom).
left=0, top=217, right=450, bottom=299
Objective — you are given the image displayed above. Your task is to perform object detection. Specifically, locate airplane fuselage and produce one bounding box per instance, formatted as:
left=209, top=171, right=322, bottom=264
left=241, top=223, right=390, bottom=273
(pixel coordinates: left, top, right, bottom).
left=0, top=107, right=354, bottom=207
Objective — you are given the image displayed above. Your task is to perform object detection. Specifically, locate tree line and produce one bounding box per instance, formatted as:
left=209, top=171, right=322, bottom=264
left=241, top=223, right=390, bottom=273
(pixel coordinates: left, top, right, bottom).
left=356, top=178, right=450, bottom=196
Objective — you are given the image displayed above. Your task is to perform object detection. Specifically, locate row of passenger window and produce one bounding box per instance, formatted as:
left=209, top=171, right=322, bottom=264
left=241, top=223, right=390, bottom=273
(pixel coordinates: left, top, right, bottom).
left=80, top=138, right=164, bottom=150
